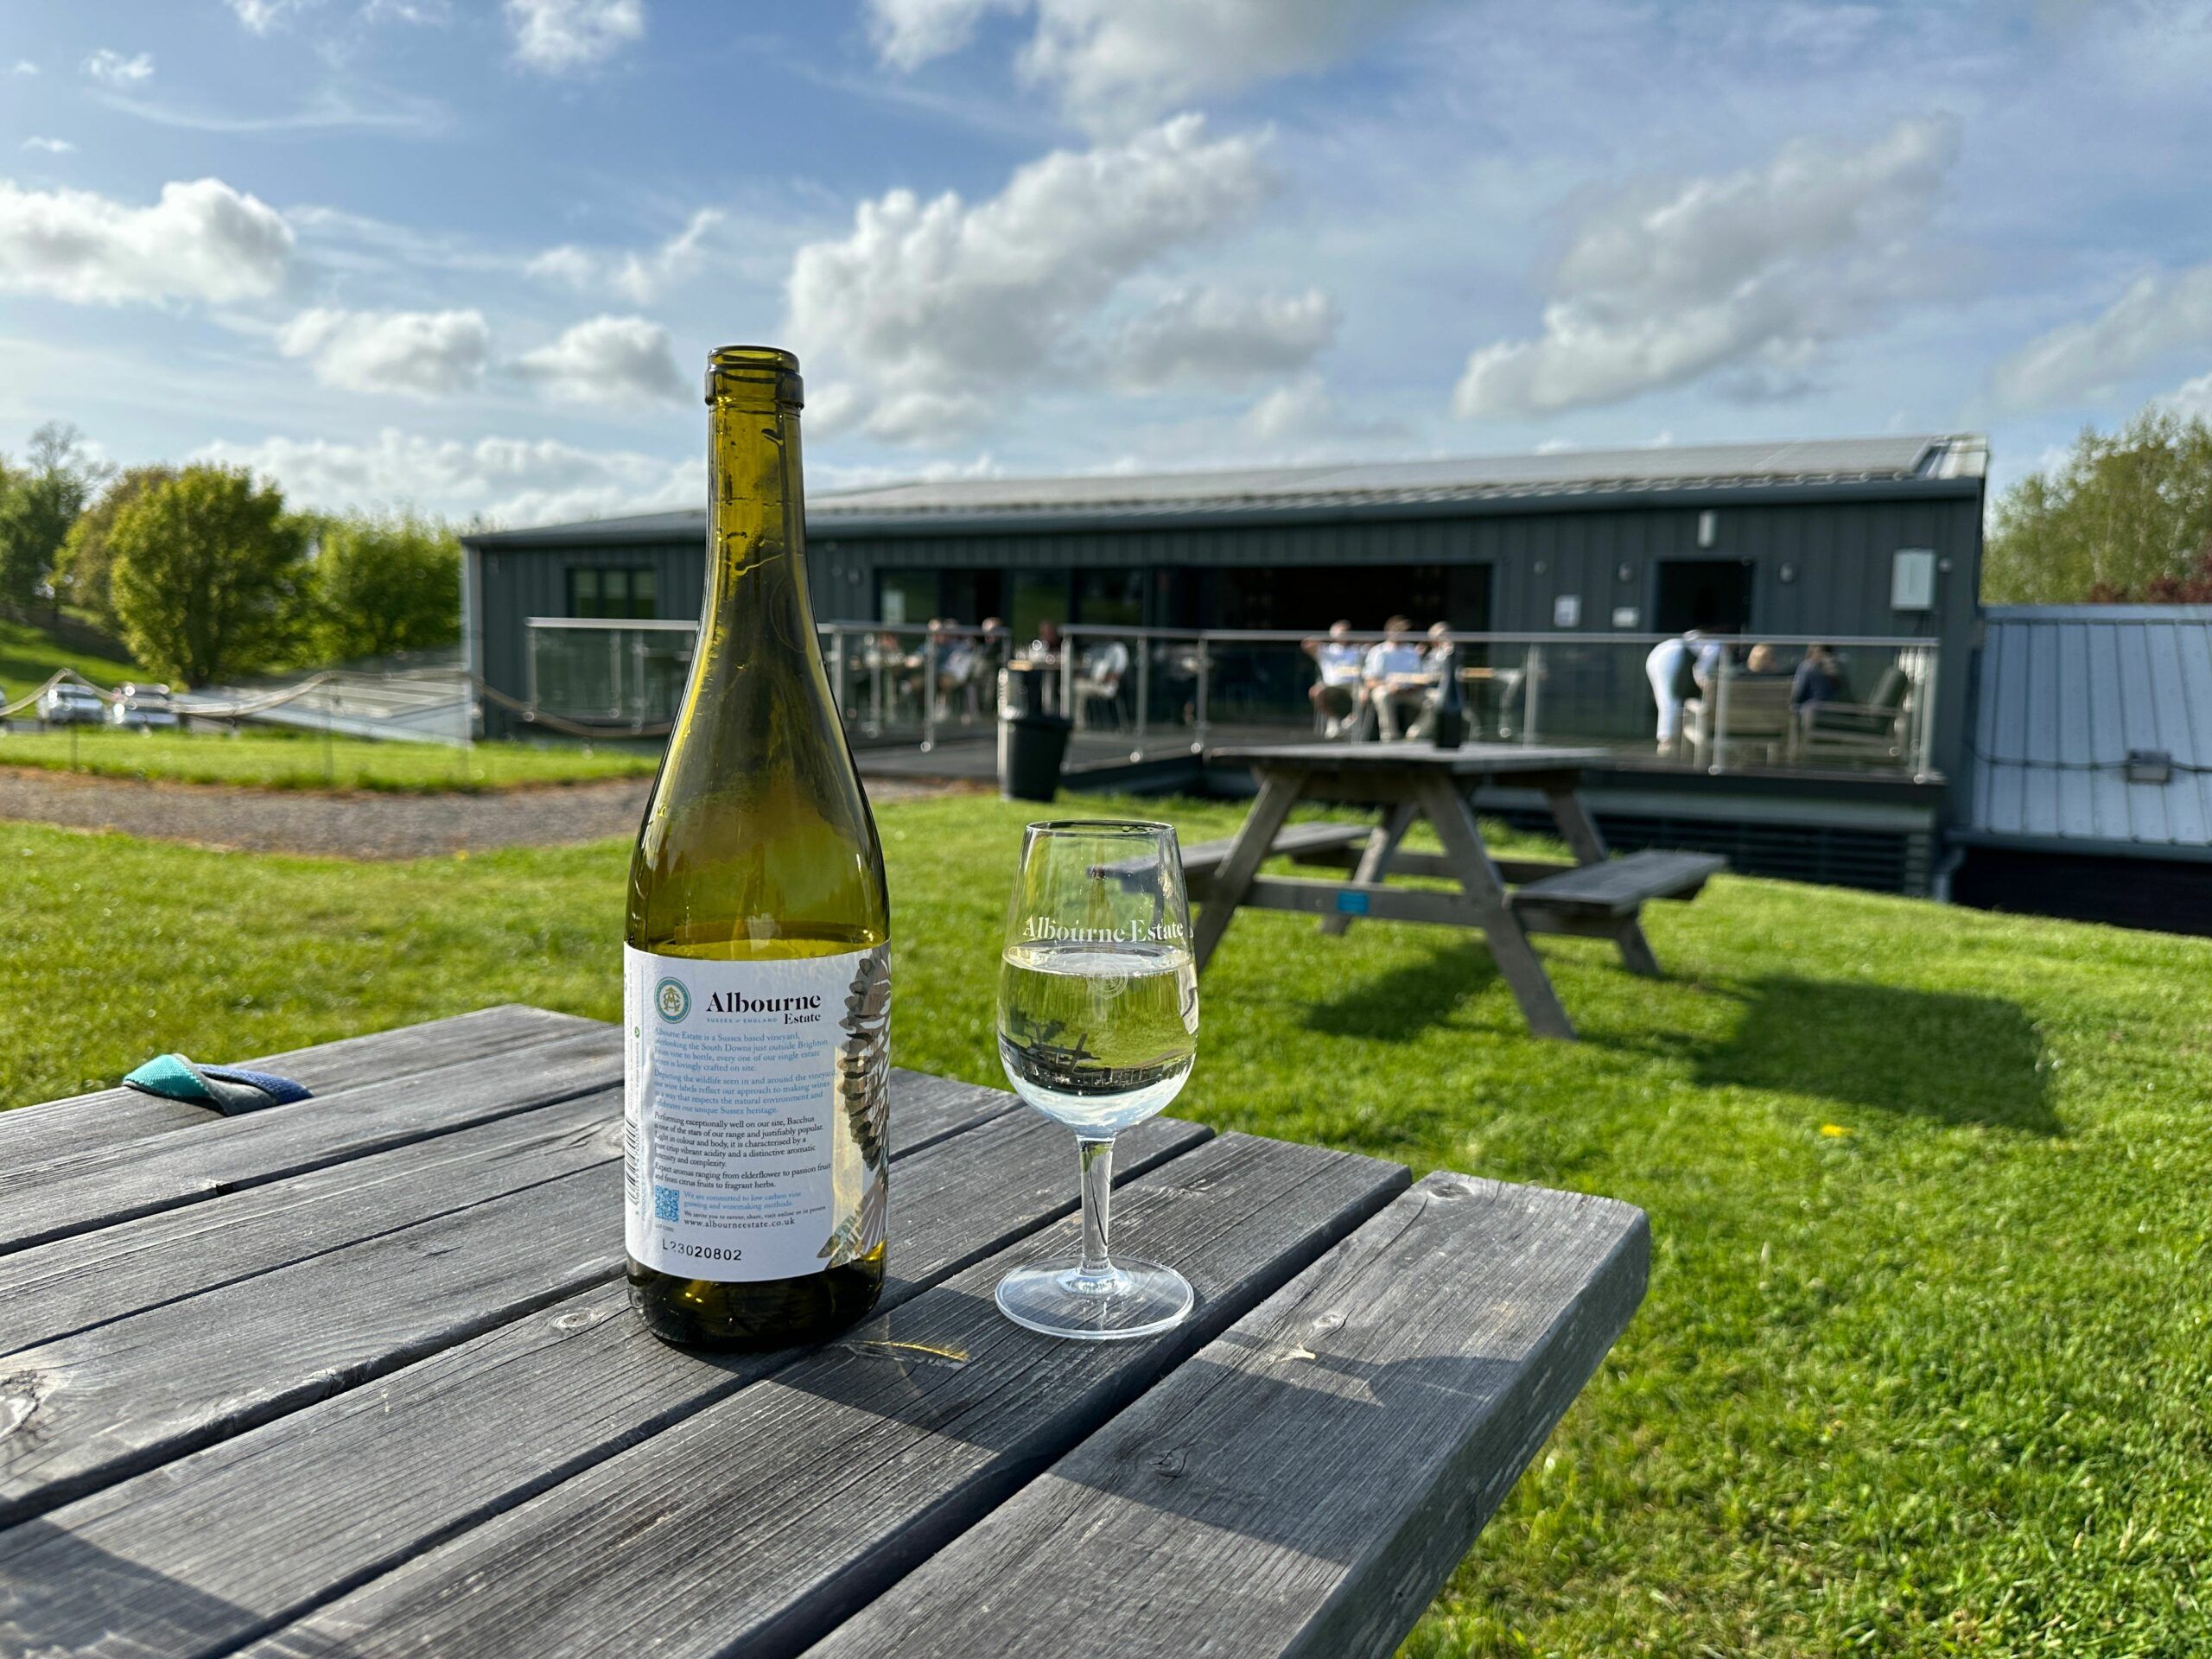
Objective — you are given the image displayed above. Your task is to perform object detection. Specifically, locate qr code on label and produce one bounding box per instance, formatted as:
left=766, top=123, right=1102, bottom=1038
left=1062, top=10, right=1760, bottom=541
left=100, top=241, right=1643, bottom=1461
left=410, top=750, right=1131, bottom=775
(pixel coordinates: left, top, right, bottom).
left=652, top=1185, right=680, bottom=1223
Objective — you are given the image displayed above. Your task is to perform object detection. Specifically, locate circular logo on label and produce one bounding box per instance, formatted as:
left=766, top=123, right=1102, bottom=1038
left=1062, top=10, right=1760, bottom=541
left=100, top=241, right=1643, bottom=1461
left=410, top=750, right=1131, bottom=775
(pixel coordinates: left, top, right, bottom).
left=654, top=977, right=690, bottom=1023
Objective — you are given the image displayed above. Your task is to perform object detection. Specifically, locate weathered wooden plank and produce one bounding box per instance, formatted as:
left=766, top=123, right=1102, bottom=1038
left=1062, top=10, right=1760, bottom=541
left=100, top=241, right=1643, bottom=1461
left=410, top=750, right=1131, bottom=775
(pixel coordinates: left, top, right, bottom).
left=0, top=1072, right=1021, bottom=1525
left=0, top=1089, right=619, bottom=1357
left=804, top=1171, right=1648, bottom=1659
left=1207, top=741, right=1606, bottom=774
left=1177, top=821, right=1370, bottom=879
left=0, top=1024, right=628, bottom=1257
left=1508, top=849, right=1726, bottom=915
left=235, top=1135, right=1407, bottom=1659
left=1237, top=874, right=1486, bottom=927
left=1, top=1005, right=607, bottom=1159
left=0, top=1107, right=1206, bottom=1659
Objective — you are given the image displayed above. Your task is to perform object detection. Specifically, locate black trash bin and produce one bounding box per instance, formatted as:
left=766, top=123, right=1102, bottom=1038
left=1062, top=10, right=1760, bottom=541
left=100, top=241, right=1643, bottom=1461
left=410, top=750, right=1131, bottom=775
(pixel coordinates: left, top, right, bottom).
left=1002, top=713, right=1071, bottom=801
left=999, top=661, right=1071, bottom=801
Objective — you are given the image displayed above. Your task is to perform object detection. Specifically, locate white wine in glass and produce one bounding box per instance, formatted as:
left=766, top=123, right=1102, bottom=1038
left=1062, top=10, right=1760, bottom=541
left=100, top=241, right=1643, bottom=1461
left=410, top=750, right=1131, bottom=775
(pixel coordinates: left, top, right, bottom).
left=995, top=820, right=1198, bottom=1340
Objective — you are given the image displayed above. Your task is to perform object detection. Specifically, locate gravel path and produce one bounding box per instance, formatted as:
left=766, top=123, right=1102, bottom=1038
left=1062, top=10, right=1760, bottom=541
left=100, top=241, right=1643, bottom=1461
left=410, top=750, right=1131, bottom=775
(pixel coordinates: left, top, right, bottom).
left=0, top=768, right=968, bottom=860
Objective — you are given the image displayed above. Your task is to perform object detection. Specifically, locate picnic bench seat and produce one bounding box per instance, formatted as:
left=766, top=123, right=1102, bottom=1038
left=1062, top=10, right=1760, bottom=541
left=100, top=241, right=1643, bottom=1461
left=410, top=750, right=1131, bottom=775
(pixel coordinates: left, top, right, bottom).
left=1510, top=849, right=1726, bottom=924
left=1177, top=820, right=1370, bottom=892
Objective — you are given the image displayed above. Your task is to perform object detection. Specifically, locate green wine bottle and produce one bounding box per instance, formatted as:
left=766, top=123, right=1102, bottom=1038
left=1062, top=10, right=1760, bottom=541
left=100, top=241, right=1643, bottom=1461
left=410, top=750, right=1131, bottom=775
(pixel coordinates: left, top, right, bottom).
left=623, top=345, right=891, bottom=1351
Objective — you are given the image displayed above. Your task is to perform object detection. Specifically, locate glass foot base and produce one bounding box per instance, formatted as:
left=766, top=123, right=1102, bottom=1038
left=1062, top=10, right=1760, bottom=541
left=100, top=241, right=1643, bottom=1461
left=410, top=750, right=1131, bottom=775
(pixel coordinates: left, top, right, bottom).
left=995, top=1256, right=1194, bottom=1342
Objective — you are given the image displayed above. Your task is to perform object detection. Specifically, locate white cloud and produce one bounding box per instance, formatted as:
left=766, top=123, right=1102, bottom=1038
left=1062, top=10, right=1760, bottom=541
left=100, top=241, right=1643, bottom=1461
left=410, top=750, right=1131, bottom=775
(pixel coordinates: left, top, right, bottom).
left=513, top=315, right=686, bottom=404
left=1110, top=284, right=1335, bottom=391
left=528, top=207, right=724, bottom=302
left=82, top=49, right=155, bottom=86
left=506, top=0, right=644, bottom=73
left=1453, top=116, right=1959, bottom=419
left=226, top=0, right=315, bottom=31
left=868, top=0, right=1025, bottom=71
left=197, top=428, right=698, bottom=526
left=786, top=113, right=1273, bottom=442
left=1239, top=372, right=1403, bottom=448
left=21, top=137, right=74, bottom=155
left=13, top=60, right=38, bottom=76
left=1993, top=264, right=2212, bottom=409
left=2162, top=365, right=2212, bottom=422
left=0, top=176, right=292, bottom=305
left=868, top=0, right=1433, bottom=129
left=278, top=307, right=493, bottom=397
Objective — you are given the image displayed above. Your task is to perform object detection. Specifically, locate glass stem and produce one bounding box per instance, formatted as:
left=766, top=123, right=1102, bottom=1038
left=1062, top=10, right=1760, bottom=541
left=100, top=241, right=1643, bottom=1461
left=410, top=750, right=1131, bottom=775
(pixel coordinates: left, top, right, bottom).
left=1076, top=1135, right=1115, bottom=1281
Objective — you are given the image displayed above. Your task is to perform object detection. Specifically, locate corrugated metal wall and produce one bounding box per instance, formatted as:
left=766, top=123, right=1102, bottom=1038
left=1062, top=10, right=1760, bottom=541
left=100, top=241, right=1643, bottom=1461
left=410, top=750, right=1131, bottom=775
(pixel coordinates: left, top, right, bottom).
left=1969, top=606, right=2212, bottom=849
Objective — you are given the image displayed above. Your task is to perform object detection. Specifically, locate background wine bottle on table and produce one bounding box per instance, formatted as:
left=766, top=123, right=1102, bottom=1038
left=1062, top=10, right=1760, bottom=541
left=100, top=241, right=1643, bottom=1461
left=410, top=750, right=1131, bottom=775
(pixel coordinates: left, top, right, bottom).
left=624, top=345, right=892, bottom=1351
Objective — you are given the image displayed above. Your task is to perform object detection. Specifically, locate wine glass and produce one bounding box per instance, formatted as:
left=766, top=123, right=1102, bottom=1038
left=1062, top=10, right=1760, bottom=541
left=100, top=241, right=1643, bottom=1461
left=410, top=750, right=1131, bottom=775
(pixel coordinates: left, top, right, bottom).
left=995, top=820, right=1199, bottom=1340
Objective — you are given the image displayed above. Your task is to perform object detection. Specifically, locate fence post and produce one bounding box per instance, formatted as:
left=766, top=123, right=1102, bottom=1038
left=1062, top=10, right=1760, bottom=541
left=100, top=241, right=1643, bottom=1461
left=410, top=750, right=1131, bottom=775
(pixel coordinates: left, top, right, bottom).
left=829, top=629, right=846, bottom=717
left=921, top=644, right=938, bottom=753
left=1134, top=635, right=1149, bottom=752
left=1522, top=643, right=1542, bottom=746
left=1058, top=636, right=1076, bottom=722
left=1913, top=645, right=1937, bottom=780
left=1192, top=636, right=1210, bottom=753
left=1708, top=664, right=1732, bottom=774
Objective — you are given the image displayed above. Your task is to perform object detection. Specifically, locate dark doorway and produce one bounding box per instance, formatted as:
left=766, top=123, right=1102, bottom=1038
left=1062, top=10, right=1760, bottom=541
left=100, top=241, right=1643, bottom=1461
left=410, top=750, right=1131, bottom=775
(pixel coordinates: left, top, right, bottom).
left=1195, top=563, right=1492, bottom=631
left=1654, top=559, right=1752, bottom=633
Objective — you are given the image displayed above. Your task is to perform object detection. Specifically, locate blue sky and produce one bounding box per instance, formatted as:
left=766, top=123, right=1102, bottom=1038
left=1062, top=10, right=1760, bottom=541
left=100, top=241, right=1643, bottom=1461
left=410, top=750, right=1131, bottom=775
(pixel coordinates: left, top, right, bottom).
left=3, top=0, right=2210, bottom=524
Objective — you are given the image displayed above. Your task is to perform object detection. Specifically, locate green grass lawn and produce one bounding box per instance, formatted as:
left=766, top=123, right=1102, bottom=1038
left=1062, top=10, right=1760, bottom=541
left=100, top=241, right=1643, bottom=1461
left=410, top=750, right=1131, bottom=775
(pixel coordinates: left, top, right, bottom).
left=0, top=725, right=662, bottom=791
left=0, top=616, right=140, bottom=695
left=3, top=793, right=2208, bottom=1655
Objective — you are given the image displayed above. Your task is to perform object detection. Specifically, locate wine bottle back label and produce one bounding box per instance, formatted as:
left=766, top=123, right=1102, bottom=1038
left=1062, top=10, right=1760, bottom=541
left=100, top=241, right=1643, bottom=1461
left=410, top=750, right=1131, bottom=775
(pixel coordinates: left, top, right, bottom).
left=623, top=943, right=891, bottom=1282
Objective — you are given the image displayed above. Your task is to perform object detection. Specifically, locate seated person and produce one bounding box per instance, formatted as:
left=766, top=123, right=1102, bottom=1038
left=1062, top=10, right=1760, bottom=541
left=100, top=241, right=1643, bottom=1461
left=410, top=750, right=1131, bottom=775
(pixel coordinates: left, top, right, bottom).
left=1745, top=642, right=1789, bottom=676
left=1074, top=638, right=1130, bottom=727
left=1791, top=644, right=1843, bottom=710
left=1363, top=616, right=1428, bottom=740
left=1301, top=620, right=1366, bottom=737
left=1411, top=620, right=1460, bottom=736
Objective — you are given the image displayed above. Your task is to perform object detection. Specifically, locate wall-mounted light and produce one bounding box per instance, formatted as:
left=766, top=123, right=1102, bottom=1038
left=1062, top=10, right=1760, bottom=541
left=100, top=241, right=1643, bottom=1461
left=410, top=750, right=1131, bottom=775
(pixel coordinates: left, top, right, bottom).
left=1697, top=510, right=1718, bottom=548
left=1533, top=558, right=1548, bottom=575
left=1779, top=563, right=1796, bottom=584
left=1617, top=563, right=1633, bottom=583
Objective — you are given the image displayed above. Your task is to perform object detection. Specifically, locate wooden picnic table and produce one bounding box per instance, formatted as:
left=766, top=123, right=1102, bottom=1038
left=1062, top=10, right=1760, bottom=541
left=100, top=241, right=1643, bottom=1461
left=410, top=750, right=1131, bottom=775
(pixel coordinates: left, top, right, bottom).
left=0, top=1005, right=1648, bottom=1659
left=1195, top=741, right=1726, bottom=1040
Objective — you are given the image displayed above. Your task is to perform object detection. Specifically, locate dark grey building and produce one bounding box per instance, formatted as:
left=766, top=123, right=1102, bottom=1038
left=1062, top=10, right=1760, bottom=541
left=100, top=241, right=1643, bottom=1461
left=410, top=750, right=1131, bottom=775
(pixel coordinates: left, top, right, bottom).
left=461, top=434, right=1986, bottom=892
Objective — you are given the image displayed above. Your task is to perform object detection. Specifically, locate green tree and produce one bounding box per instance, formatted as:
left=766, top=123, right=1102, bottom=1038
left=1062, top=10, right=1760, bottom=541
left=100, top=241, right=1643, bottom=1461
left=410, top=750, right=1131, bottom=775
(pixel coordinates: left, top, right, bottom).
left=0, top=423, right=107, bottom=616
left=109, top=466, right=308, bottom=685
left=310, top=512, right=463, bottom=661
left=1983, top=409, right=2212, bottom=603
left=54, top=463, right=177, bottom=629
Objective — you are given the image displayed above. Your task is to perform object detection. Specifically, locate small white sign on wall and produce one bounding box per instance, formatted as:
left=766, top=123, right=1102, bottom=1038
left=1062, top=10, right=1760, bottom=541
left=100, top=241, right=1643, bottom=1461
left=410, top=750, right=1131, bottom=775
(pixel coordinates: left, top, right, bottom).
left=1891, top=548, right=1936, bottom=611
left=1612, top=606, right=1640, bottom=629
left=1553, top=594, right=1581, bottom=628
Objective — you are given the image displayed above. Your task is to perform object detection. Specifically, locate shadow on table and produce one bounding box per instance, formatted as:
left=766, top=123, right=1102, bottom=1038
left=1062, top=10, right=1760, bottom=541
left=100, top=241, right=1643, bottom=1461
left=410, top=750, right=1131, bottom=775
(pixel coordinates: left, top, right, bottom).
left=1692, top=975, right=2059, bottom=1135
left=0, top=1518, right=370, bottom=1659
left=1298, top=940, right=1497, bottom=1042
left=788, top=1287, right=1537, bottom=1571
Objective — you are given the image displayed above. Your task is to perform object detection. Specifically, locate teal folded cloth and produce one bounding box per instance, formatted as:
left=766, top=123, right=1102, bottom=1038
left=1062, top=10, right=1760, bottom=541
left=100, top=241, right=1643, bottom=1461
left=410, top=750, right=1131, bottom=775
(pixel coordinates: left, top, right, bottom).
left=124, top=1053, right=314, bottom=1116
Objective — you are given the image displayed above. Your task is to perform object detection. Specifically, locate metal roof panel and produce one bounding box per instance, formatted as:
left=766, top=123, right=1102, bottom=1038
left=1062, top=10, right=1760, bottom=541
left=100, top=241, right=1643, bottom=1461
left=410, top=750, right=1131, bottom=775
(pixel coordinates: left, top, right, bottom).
left=1969, top=607, right=2212, bottom=851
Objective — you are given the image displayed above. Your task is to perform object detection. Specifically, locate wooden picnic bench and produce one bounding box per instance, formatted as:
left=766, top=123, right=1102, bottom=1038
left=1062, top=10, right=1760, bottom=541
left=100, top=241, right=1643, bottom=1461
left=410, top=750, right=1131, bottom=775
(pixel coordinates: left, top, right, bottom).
left=0, top=1006, right=1648, bottom=1659
left=1192, top=742, right=1726, bottom=1040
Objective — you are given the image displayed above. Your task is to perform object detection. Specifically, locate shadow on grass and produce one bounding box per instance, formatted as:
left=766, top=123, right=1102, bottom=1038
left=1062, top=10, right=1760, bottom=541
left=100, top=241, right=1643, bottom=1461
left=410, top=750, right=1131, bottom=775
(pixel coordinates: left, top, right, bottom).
left=1299, top=939, right=1497, bottom=1042
left=1695, top=975, right=2059, bottom=1135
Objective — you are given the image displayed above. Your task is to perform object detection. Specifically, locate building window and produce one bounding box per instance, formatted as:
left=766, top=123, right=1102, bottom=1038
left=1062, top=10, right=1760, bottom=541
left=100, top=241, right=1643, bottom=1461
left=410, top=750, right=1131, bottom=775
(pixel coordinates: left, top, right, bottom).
left=569, top=567, right=658, bottom=620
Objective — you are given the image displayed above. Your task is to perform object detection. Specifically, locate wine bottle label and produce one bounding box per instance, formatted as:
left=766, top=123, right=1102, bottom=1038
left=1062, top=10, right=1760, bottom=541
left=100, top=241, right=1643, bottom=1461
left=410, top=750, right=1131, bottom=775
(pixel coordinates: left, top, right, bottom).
left=623, top=943, right=891, bottom=1283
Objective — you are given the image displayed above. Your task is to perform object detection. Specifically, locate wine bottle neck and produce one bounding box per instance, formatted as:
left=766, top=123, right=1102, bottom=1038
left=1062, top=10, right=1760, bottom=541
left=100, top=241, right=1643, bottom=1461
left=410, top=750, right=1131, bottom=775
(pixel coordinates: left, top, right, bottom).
left=703, top=400, right=816, bottom=646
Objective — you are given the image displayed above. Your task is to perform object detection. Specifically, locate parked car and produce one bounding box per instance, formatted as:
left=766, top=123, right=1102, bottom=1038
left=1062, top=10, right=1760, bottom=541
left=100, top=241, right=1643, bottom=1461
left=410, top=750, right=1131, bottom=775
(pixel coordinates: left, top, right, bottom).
left=37, top=682, right=107, bottom=726
left=107, top=683, right=180, bottom=731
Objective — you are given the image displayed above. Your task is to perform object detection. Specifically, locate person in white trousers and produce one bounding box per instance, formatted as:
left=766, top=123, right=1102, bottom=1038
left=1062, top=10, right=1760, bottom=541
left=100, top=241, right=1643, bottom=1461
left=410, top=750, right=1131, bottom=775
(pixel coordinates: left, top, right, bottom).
left=1644, top=630, right=1719, bottom=756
